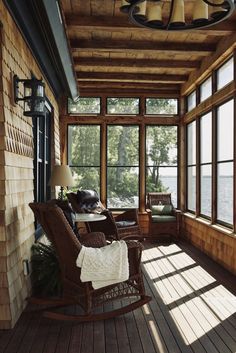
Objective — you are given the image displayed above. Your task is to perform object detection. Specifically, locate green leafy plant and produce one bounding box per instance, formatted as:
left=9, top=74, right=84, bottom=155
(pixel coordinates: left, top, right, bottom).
left=31, top=242, right=62, bottom=297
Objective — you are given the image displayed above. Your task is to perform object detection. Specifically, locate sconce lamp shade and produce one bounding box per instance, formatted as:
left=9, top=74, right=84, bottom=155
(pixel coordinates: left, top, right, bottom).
left=13, top=75, right=45, bottom=117
left=49, top=165, right=75, bottom=199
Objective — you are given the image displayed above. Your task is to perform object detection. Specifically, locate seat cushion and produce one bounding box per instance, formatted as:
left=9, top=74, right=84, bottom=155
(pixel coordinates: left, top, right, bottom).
left=151, top=204, right=173, bottom=215
left=116, top=221, right=136, bottom=228
left=151, top=215, right=176, bottom=223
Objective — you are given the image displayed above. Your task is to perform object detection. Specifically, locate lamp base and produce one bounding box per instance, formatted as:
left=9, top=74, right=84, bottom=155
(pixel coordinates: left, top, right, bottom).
left=59, top=186, right=64, bottom=200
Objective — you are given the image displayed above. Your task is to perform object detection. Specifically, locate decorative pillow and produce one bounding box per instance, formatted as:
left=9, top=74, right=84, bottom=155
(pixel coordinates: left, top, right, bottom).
left=49, top=199, right=80, bottom=239
left=151, top=204, right=173, bottom=215
left=77, top=190, right=99, bottom=206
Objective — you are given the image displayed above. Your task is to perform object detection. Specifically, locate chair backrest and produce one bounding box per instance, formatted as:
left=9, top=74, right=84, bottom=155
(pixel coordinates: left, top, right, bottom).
left=29, top=202, right=82, bottom=284
left=147, top=192, right=173, bottom=208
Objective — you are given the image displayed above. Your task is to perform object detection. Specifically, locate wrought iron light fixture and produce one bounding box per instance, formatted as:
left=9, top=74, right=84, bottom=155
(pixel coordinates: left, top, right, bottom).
left=120, top=0, right=235, bottom=31
left=13, top=75, right=45, bottom=117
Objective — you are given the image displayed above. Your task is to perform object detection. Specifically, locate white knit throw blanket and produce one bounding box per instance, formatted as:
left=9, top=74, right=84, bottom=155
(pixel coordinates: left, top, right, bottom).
left=76, top=240, right=129, bottom=289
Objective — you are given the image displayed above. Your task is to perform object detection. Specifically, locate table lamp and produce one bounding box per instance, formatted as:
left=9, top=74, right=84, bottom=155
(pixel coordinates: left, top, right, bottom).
left=49, top=165, right=75, bottom=199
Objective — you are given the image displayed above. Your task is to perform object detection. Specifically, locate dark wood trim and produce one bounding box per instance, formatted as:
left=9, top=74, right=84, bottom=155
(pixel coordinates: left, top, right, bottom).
left=233, top=50, right=236, bottom=233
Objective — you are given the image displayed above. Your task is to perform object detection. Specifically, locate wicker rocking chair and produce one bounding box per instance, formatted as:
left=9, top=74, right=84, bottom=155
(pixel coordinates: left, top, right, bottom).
left=29, top=202, right=151, bottom=322
left=67, top=192, right=143, bottom=242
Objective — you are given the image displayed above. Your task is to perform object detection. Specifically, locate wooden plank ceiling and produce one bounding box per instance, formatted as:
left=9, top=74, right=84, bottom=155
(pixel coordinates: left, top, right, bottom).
left=60, top=0, right=236, bottom=96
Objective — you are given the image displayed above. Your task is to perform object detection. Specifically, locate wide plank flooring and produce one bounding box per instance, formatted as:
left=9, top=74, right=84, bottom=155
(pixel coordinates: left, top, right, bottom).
left=0, top=241, right=236, bottom=353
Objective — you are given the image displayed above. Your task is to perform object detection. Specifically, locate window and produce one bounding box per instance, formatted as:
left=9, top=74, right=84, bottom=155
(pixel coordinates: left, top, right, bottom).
left=200, top=77, right=212, bottom=103
left=187, top=121, right=196, bottom=212
left=68, top=97, right=101, bottom=114
left=216, top=57, right=234, bottom=91
left=107, top=125, right=139, bottom=208
left=68, top=125, right=101, bottom=193
left=33, top=105, right=51, bottom=238
left=145, top=98, right=178, bottom=115
left=216, top=100, right=234, bottom=226
left=187, top=91, right=196, bottom=112
left=200, top=112, right=212, bottom=218
left=107, top=98, right=139, bottom=115
left=146, top=126, right=178, bottom=207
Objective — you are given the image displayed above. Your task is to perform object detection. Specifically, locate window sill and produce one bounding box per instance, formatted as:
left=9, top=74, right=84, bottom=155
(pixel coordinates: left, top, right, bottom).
left=182, top=212, right=235, bottom=237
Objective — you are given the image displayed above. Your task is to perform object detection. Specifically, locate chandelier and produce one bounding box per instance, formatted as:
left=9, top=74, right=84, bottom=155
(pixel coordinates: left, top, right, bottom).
left=120, top=0, right=235, bottom=31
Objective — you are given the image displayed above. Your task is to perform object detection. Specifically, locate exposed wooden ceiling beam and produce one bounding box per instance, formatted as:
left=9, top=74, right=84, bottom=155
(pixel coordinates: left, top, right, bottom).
left=73, top=57, right=200, bottom=69
left=77, top=72, right=188, bottom=83
left=79, top=89, right=180, bottom=96
left=78, top=81, right=181, bottom=91
left=71, top=39, right=215, bottom=55
left=66, top=15, right=236, bottom=35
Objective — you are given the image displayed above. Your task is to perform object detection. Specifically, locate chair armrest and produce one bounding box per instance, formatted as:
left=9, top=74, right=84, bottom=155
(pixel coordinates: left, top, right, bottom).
left=174, top=209, right=182, bottom=222
left=80, top=232, right=107, bottom=248
left=126, top=240, right=143, bottom=275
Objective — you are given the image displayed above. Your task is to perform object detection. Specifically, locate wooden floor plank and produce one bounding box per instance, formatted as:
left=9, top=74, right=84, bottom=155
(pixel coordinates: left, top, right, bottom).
left=0, top=242, right=236, bottom=353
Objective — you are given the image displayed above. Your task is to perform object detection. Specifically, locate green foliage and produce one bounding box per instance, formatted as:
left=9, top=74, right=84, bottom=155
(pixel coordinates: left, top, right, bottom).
left=68, top=97, right=100, bottom=114
left=68, top=99, right=178, bottom=207
left=31, top=242, right=62, bottom=297
left=107, top=98, right=139, bottom=114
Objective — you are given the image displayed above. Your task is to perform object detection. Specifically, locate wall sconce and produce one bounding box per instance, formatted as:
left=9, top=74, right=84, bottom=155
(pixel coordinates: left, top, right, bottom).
left=13, top=74, right=45, bottom=117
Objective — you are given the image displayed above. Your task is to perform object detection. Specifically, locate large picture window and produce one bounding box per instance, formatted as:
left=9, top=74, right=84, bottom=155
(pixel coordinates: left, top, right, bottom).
left=146, top=126, right=178, bottom=207
left=187, top=121, right=196, bottom=212
left=107, top=125, right=139, bottom=208
left=107, top=98, right=139, bottom=115
left=200, top=112, right=212, bottom=218
left=68, top=125, right=101, bottom=193
left=216, top=57, right=234, bottom=91
left=145, top=98, right=178, bottom=115
left=216, top=100, right=234, bottom=226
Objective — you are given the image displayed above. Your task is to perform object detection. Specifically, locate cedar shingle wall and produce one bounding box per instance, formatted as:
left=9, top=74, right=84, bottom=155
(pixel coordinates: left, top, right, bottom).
left=0, top=3, right=60, bottom=328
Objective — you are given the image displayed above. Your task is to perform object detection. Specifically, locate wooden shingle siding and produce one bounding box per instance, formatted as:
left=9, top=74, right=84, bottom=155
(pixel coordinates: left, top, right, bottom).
left=0, top=2, right=60, bottom=328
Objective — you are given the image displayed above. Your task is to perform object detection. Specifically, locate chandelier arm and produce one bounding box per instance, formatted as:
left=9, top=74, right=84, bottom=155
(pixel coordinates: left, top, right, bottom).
left=203, top=0, right=229, bottom=6
left=167, top=0, right=175, bottom=29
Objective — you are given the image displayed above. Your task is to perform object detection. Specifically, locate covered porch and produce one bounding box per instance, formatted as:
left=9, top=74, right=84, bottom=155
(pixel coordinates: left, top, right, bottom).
left=0, top=0, right=235, bottom=345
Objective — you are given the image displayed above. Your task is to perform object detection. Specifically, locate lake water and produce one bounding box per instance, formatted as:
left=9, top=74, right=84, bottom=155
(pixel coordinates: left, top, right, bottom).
left=108, top=176, right=233, bottom=225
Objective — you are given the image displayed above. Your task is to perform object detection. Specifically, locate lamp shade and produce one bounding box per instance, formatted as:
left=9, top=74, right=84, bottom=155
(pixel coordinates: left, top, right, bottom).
left=49, top=165, right=75, bottom=187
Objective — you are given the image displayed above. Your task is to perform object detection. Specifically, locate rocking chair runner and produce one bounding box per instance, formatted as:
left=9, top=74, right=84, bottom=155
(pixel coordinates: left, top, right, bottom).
left=29, top=202, right=151, bottom=322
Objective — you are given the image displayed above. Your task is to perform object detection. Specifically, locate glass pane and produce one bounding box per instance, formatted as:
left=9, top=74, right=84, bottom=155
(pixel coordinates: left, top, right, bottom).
left=200, top=76, right=212, bottom=102
left=200, top=165, right=211, bottom=217
left=71, top=167, right=100, bottom=194
left=217, top=57, right=234, bottom=91
left=107, top=126, right=139, bottom=166
left=107, top=167, right=139, bottom=208
left=145, top=98, right=178, bottom=115
left=146, top=126, right=178, bottom=166
left=200, top=112, right=212, bottom=164
left=217, top=162, right=233, bottom=225
left=146, top=167, right=177, bottom=207
left=187, top=166, right=196, bottom=212
left=217, top=99, right=234, bottom=161
left=187, top=91, right=196, bottom=112
left=68, top=97, right=101, bottom=114
left=107, top=98, right=139, bottom=115
left=187, top=121, right=196, bottom=165
left=68, top=125, right=100, bottom=166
